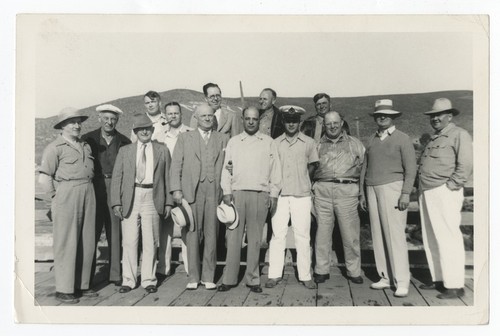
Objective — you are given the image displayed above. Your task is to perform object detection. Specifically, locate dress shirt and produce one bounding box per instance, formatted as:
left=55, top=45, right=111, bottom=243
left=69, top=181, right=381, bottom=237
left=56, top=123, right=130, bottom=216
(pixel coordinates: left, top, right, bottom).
left=376, top=125, right=396, bottom=141
left=135, top=141, right=154, bottom=184
left=197, top=127, right=212, bottom=141
left=314, top=131, right=365, bottom=181
left=130, top=113, right=169, bottom=144
left=259, top=108, right=274, bottom=137
left=164, top=124, right=193, bottom=154
left=214, top=108, right=222, bottom=126
left=419, top=123, right=473, bottom=191
left=221, top=131, right=281, bottom=197
left=275, top=132, right=319, bottom=197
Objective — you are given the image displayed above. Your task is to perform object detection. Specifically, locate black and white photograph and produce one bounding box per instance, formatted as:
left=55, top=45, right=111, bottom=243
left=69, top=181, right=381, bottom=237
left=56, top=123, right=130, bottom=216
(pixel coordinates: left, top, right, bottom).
left=10, top=11, right=490, bottom=327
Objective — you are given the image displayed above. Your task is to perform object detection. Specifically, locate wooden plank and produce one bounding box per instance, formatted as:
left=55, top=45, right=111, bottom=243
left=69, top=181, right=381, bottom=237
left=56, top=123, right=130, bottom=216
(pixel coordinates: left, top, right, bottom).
left=280, top=275, right=316, bottom=306
left=206, top=283, right=250, bottom=307
left=135, top=272, right=188, bottom=306
left=77, top=283, right=122, bottom=306
left=316, top=268, right=352, bottom=306
left=383, top=282, right=428, bottom=307
left=460, top=278, right=474, bottom=306
left=34, top=282, right=61, bottom=306
left=243, top=274, right=288, bottom=307
left=411, top=276, right=466, bottom=306
left=95, top=283, right=150, bottom=306
left=350, top=276, right=390, bottom=306
left=170, top=283, right=218, bottom=306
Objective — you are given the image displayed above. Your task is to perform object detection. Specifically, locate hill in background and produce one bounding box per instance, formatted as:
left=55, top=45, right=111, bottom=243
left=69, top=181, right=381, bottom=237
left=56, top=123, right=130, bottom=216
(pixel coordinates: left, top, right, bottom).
left=35, top=89, right=473, bottom=164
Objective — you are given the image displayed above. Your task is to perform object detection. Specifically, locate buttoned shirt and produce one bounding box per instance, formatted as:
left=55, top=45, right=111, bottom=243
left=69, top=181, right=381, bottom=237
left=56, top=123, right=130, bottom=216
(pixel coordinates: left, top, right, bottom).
left=130, top=113, right=170, bottom=144
left=275, top=132, right=319, bottom=197
left=314, top=131, right=365, bottom=181
left=198, top=127, right=212, bottom=141
left=135, top=141, right=154, bottom=184
left=164, top=124, right=193, bottom=154
left=221, top=131, right=281, bottom=197
left=419, top=123, right=473, bottom=191
left=376, top=125, right=396, bottom=141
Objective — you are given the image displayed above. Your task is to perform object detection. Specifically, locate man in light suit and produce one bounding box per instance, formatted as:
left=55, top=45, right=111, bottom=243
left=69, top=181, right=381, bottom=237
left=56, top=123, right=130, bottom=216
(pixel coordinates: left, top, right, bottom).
left=111, top=113, right=173, bottom=294
left=190, top=83, right=241, bottom=137
left=171, top=103, right=229, bottom=290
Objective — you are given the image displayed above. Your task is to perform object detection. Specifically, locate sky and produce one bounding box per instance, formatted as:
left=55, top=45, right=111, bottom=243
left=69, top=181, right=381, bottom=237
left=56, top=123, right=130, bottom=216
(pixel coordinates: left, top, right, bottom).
left=33, top=18, right=474, bottom=117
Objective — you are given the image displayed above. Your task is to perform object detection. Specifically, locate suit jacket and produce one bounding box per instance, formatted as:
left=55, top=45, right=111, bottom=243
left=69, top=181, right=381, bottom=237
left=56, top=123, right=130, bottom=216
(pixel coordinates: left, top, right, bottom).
left=110, top=140, right=173, bottom=218
left=190, top=106, right=241, bottom=137
left=170, top=129, right=229, bottom=204
left=259, top=105, right=285, bottom=139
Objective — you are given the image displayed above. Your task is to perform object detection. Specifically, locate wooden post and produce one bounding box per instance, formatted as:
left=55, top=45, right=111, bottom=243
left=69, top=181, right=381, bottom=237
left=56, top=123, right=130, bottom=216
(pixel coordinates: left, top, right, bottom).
left=239, top=81, right=245, bottom=108
left=355, top=116, right=360, bottom=139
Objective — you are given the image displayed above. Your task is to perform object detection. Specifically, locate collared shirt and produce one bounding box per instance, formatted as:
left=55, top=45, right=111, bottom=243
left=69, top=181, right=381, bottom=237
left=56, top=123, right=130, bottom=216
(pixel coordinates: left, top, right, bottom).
left=135, top=141, right=154, bottom=184
left=197, top=127, right=212, bottom=141
left=314, top=131, right=365, bottom=181
left=275, top=132, right=319, bottom=197
left=419, top=123, right=473, bottom=191
left=376, top=125, right=396, bottom=141
left=130, top=113, right=170, bottom=144
left=221, top=131, right=282, bottom=197
left=214, top=108, right=222, bottom=126
left=259, top=108, right=274, bottom=137
left=164, top=123, right=193, bottom=155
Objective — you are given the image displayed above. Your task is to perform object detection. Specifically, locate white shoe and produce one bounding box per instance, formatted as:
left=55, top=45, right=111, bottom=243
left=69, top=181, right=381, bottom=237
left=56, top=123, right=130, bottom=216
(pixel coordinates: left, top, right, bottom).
left=394, top=287, right=409, bottom=297
left=201, top=281, right=217, bottom=290
left=370, top=279, right=391, bottom=290
left=186, top=282, right=199, bottom=290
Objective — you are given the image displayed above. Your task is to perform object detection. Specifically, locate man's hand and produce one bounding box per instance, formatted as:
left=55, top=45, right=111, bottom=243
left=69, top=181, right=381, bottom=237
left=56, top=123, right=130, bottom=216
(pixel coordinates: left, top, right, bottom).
left=173, top=191, right=183, bottom=205
left=269, top=197, right=278, bottom=218
left=446, top=182, right=461, bottom=191
left=113, top=205, right=124, bottom=220
left=222, top=194, right=233, bottom=206
left=359, top=194, right=367, bottom=212
left=164, top=205, right=172, bottom=219
left=398, top=193, right=410, bottom=211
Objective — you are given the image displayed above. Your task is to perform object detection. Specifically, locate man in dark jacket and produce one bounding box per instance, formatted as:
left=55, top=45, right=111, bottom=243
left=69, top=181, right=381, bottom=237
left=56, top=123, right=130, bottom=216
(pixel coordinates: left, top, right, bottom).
left=259, top=88, right=285, bottom=139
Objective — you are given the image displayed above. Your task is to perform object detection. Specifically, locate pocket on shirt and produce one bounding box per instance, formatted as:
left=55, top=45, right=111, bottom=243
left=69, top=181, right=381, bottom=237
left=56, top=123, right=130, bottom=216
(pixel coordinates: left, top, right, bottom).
left=428, top=144, right=454, bottom=159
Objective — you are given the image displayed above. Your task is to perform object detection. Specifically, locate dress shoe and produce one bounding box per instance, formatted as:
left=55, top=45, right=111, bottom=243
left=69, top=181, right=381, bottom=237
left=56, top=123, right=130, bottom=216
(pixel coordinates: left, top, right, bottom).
left=201, top=281, right=217, bottom=290
left=119, top=286, right=132, bottom=293
left=301, top=280, right=317, bottom=289
left=110, top=280, right=122, bottom=287
left=313, top=273, right=330, bottom=283
left=419, top=281, right=444, bottom=290
left=217, top=283, right=235, bottom=292
left=370, top=279, right=391, bottom=290
left=265, top=278, right=282, bottom=288
left=246, top=284, right=263, bottom=293
left=186, top=282, right=199, bottom=290
left=349, top=276, right=364, bottom=284
left=55, top=292, right=79, bottom=304
left=437, top=288, right=465, bottom=299
left=145, top=285, right=157, bottom=293
left=394, top=287, right=409, bottom=297
left=80, top=289, right=99, bottom=298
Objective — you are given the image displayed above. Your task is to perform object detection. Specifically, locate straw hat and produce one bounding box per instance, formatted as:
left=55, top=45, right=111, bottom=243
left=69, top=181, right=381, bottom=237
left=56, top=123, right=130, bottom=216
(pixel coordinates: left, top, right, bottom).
left=216, top=201, right=239, bottom=230
left=424, top=98, right=460, bottom=116
left=53, top=107, right=88, bottom=129
left=171, top=199, right=195, bottom=232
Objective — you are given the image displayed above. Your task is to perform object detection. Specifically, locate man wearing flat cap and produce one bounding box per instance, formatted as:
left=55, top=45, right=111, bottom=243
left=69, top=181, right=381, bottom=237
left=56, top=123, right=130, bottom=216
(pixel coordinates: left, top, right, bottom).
left=417, top=98, right=473, bottom=299
left=38, top=107, right=97, bottom=304
left=111, top=113, right=173, bottom=294
left=266, top=105, right=318, bottom=290
left=82, top=104, right=131, bottom=287
left=360, top=99, right=417, bottom=298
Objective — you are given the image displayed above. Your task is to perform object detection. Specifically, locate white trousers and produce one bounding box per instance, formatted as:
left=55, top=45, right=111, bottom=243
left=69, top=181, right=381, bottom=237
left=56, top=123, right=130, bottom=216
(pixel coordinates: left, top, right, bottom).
left=121, top=187, right=160, bottom=288
left=367, top=181, right=410, bottom=289
left=268, top=196, right=312, bottom=281
left=419, top=183, right=465, bottom=289
left=157, top=216, right=189, bottom=275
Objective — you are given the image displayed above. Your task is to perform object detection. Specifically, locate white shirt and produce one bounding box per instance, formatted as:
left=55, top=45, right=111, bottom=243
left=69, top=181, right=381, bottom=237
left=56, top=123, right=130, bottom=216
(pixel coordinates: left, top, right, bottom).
left=214, top=108, right=222, bottom=127
left=135, top=141, right=154, bottom=184
left=197, top=128, right=212, bottom=142
left=164, top=124, right=193, bottom=154
left=377, top=125, right=396, bottom=141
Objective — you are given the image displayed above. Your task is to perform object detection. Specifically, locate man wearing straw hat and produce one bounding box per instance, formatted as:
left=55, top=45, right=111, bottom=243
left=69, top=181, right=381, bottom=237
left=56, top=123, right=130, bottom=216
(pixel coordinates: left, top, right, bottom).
left=266, top=105, right=318, bottom=290
left=170, top=103, right=229, bottom=290
left=38, top=107, right=97, bottom=304
left=359, top=99, right=417, bottom=297
left=82, top=104, right=131, bottom=287
left=417, top=98, right=473, bottom=299
left=110, top=113, right=173, bottom=294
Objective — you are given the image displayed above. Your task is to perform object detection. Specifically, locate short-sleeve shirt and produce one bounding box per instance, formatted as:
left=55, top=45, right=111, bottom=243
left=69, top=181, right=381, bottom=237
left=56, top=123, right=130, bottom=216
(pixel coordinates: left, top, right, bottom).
left=274, top=132, right=319, bottom=197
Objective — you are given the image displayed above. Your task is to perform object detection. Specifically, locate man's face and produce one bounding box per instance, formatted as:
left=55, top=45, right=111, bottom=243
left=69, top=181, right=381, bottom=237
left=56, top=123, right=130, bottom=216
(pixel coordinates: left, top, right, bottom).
left=144, top=96, right=161, bottom=116
left=259, top=90, right=275, bottom=111
left=374, top=114, right=394, bottom=131
left=98, top=112, right=118, bottom=133
left=205, top=87, right=222, bottom=110
left=315, top=97, right=330, bottom=117
left=165, top=105, right=182, bottom=128
left=324, top=112, right=343, bottom=139
left=196, top=105, right=215, bottom=131
left=60, top=117, right=83, bottom=139
left=283, top=119, right=300, bottom=137
left=134, top=126, right=154, bottom=143
left=243, top=107, right=260, bottom=136
left=429, top=112, right=452, bottom=132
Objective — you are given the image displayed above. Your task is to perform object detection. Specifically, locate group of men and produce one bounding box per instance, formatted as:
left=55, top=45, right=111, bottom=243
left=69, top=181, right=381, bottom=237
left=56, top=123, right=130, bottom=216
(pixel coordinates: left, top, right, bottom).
left=39, top=81, right=472, bottom=304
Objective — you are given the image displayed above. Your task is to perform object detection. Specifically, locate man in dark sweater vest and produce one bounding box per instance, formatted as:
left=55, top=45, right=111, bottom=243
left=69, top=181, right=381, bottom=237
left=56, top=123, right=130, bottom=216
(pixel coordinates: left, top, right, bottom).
left=360, top=99, right=417, bottom=298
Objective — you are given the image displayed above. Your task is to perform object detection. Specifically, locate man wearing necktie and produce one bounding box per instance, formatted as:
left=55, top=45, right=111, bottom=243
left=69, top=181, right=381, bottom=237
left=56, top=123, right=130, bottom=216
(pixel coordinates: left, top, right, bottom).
left=111, top=113, right=173, bottom=294
left=170, top=103, right=229, bottom=290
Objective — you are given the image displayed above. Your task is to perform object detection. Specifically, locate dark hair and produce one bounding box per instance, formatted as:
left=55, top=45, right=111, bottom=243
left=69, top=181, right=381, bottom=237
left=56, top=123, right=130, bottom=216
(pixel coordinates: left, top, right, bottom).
left=262, top=88, right=277, bottom=99
left=164, top=101, right=181, bottom=111
left=144, top=90, right=161, bottom=100
left=203, top=83, right=221, bottom=96
left=313, top=93, right=331, bottom=104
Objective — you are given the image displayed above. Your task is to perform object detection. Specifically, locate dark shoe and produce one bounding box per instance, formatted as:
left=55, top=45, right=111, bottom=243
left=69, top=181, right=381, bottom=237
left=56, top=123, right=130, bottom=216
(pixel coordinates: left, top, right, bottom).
left=437, top=288, right=465, bottom=299
left=145, top=285, right=157, bottom=293
left=80, top=289, right=99, bottom=297
left=55, top=292, right=79, bottom=304
left=119, top=286, right=132, bottom=293
left=265, top=278, right=282, bottom=288
left=110, top=280, right=122, bottom=287
left=419, top=281, right=444, bottom=290
left=313, top=273, right=330, bottom=283
left=246, top=284, right=263, bottom=293
left=217, top=283, right=235, bottom=292
left=349, top=276, right=364, bottom=284
left=301, top=280, right=317, bottom=289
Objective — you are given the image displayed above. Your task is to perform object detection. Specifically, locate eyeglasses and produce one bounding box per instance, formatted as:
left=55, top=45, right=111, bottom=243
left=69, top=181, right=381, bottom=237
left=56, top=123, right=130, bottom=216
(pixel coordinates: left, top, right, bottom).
left=324, top=122, right=342, bottom=127
left=207, top=94, right=221, bottom=101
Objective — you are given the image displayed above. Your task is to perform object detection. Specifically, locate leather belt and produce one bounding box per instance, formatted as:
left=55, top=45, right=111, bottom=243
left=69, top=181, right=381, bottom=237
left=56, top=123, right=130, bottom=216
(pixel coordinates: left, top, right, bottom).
left=315, top=178, right=358, bottom=184
left=134, top=183, right=153, bottom=188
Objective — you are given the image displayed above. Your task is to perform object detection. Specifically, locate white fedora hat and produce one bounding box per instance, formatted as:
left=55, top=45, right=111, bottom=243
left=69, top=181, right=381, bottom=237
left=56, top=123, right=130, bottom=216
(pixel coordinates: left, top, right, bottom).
left=424, top=98, right=460, bottom=116
left=217, top=201, right=239, bottom=230
left=370, top=99, right=401, bottom=116
left=171, top=199, right=195, bottom=232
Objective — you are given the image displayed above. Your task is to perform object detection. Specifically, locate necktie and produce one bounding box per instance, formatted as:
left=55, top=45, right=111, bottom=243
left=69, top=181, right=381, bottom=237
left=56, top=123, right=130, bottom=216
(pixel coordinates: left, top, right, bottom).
left=137, top=143, right=147, bottom=183
left=203, top=131, right=209, bottom=145
left=212, top=115, right=219, bottom=131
